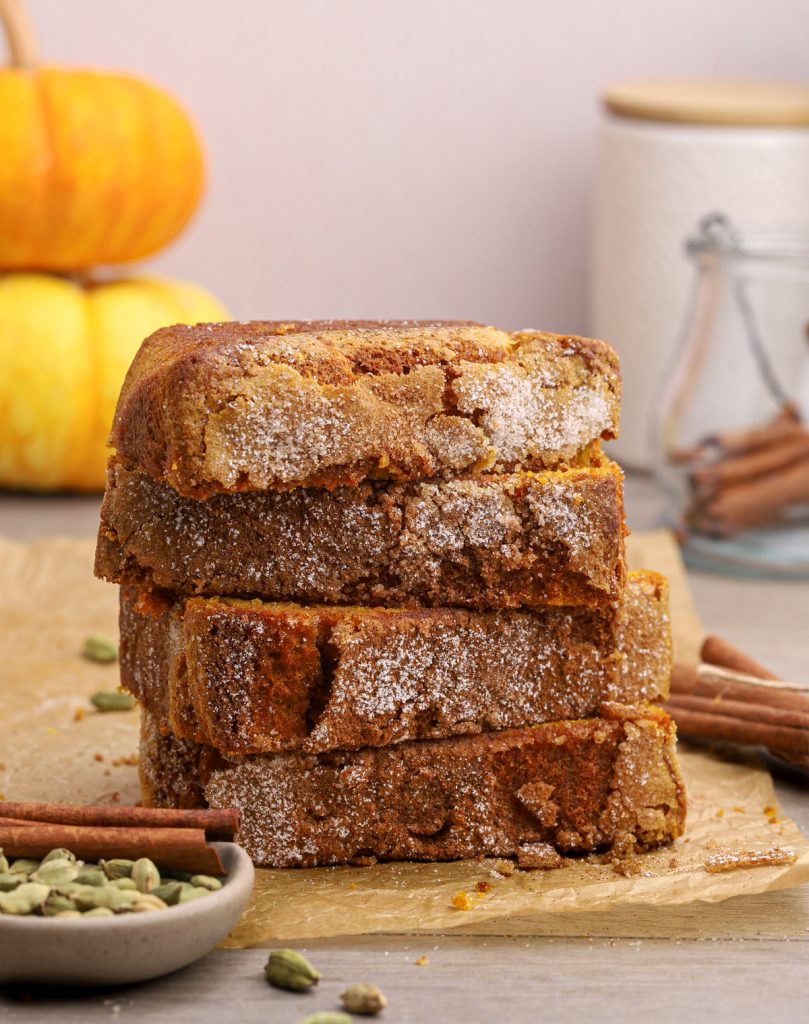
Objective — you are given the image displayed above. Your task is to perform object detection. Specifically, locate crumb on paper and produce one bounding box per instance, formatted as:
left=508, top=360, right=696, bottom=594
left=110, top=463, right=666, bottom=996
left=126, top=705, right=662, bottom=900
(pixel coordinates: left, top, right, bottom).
left=93, top=753, right=104, bottom=762
left=715, top=809, right=724, bottom=818
left=704, top=848, right=797, bottom=873
left=73, top=707, right=86, bottom=722
left=111, top=754, right=139, bottom=767
left=732, top=805, right=745, bottom=813
left=452, top=891, right=474, bottom=911
left=415, top=955, right=429, bottom=966
left=669, top=857, right=678, bottom=869
left=610, top=858, right=644, bottom=877
left=515, top=842, right=565, bottom=871
left=475, top=880, right=492, bottom=894
left=109, top=792, right=119, bottom=803
left=488, top=858, right=516, bottom=879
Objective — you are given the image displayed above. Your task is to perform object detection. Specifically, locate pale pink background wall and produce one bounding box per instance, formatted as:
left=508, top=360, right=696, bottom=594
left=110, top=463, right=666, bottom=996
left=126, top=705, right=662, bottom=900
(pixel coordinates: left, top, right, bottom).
left=25, top=0, right=809, bottom=332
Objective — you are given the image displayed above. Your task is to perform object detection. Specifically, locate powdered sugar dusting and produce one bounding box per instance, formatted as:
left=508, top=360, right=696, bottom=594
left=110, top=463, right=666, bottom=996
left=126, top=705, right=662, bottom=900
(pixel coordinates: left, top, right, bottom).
left=130, top=573, right=671, bottom=757
left=102, top=462, right=625, bottom=606
left=452, top=363, right=615, bottom=466
left=152, top=710, right=687, bottom=867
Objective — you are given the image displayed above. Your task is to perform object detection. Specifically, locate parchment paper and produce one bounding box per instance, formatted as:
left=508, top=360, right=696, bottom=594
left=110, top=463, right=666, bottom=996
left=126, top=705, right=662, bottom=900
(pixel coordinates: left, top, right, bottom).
left=0, top=533, right=807, bottom=946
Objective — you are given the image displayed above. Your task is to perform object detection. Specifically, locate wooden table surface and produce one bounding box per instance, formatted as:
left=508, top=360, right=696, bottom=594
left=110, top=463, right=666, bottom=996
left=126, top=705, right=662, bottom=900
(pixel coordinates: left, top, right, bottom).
left=1, top=476, right=807, bottom=1023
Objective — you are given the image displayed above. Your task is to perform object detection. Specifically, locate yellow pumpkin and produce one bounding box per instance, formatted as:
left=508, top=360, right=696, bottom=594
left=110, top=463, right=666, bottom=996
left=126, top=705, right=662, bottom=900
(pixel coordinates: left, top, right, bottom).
left=0, top=2, right=205, bottom=269
left=0, top=273, right=228, bottom=491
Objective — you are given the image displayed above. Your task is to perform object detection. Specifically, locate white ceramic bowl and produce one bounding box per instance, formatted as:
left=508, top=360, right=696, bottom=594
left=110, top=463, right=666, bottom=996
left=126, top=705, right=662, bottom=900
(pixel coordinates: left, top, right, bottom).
left=0, top=842, right=254, bottom=986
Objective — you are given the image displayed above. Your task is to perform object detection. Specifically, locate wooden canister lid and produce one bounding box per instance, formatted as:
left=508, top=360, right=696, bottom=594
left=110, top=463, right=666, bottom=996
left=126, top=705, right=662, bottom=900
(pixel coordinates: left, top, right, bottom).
left=603, top=80, right=809, bottom=126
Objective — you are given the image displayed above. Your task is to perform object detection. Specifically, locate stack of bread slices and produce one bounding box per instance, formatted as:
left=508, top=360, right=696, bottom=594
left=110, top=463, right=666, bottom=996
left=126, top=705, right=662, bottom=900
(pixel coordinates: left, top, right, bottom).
left=95, top=320, right=686, bottom=868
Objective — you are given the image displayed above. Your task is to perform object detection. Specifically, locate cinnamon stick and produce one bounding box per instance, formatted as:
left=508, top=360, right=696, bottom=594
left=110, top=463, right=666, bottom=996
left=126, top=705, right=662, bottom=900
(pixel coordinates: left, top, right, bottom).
left=667, top=692, right=809, bottom=731
left=700, top=635, right=779, bottom=681
left=0, top=823, right=225, bottom=874
left=690, top=434, right=809, bottom=495
left=0, top=802, right=239, bottom=841
left=694, top=456, right=809, bottom=533
left=668, top=658, right=809, bottom=768
left=671, top=662, right=809, bottom=712
left=709, top=406, right=803, bottom=458
left=666, top=705, right=809, bottom=767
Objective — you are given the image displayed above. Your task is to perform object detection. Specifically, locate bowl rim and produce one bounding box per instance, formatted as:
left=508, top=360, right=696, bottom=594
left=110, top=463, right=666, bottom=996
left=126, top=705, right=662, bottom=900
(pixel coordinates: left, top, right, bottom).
left=0, top=841, right=254, bottom=931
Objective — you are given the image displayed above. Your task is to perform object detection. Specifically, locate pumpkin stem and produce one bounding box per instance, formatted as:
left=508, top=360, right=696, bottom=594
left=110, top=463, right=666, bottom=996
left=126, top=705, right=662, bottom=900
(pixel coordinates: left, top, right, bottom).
left=0, top=0, right=38, bottom=70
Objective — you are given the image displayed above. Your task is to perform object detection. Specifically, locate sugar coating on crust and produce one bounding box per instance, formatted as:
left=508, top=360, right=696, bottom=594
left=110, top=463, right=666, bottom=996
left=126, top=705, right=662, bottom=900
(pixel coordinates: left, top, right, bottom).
left=120, top=572, right=671, bottom=757
left=110, top=321, right=621, bottom=496
left=97, top=456, right=626, bottom=608
left=138, top=706, right=685, bottom=867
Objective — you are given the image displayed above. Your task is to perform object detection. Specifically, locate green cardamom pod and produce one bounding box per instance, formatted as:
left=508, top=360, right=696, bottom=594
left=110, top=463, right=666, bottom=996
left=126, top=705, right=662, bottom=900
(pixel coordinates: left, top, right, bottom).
left=74, top=886, right=132, bottom=912
left=110, top=876, right=137, bottom=890
left=178, top=885, right=209, bottom=904
left=132, top=857, right=160, bottom=893
left=0, top=850, right=8, bottom=873
left=55, top=882, right=94, bottom=897
left=190, top=874, right=222, bottom=891
left=132, top=894, right=168, bottom=912
left=43, top=893, right=78, bottom=916
left=298, top=1014, right=353, bottom=1024
left=101, top=858, right=135, bottom=880
left=82, top=634, right=118, bottom=663
left=41, top=848, right=77, bottom=864
left=340, top=983, right=388, bottom=1015
left=32, top=858, right=80, bottom=887
left=0, top=881, right=51, bottom=915
left=264, top=949, right=321, bottom=992
left=0, top=873, right=23, bottom=892
left=153, top=882, right=183, bottom=905
left=90, top=690, right=136, bottom=712
left=83, top=906, right=115, bottom=917
left=53, top=910, right=82, bottom=918
left=75, top=866, right=107, bottom=887
left=9, top=858, right=40, bottom=875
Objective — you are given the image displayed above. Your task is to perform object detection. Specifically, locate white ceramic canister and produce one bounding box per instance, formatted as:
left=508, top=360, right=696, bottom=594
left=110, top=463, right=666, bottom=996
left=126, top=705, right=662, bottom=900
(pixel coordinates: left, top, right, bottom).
left=590, top=80, right=809, bottom=469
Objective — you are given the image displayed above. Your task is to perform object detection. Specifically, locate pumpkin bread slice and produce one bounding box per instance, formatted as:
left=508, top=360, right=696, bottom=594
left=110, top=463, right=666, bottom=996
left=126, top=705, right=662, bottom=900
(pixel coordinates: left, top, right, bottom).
left=120, top=571, right=671, bottom=757
left=97, top=453, right=626, bottom=609
left=109, top=320, right=621, bottom=497
left=138, top=704, right=686, bottom=867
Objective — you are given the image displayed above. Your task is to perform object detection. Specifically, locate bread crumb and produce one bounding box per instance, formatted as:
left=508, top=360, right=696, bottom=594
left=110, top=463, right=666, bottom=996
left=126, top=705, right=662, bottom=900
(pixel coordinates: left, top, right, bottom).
left=475, top=881, right=492, bottom=893
left=705, top=848, right=796, bottom=873
left=515, top=842, right=565, bottom=870
left=488, top=859, right=516, bottom=879
left=415, top=956, right=429, bottom=966
left=452, top=891, right=474, bottom=911
left=111, top=754, right=139, bottom=767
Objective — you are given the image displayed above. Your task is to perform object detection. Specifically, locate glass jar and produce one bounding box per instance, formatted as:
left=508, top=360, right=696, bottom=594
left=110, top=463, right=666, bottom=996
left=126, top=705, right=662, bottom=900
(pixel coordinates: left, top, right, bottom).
left=655, top=213, right=809, bottom=578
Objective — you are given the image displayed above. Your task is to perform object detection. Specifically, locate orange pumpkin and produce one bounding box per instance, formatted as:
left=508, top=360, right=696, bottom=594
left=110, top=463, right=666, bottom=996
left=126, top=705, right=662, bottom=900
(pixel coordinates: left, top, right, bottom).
left=0, top=1, right=205, bottom=270
left=0, top=272, right=228, bottom=491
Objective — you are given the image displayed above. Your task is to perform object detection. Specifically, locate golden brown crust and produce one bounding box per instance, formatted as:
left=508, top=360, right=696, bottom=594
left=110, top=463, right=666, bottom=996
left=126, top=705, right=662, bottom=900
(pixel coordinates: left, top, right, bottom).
left=120, top=572, right=671, bottom=757
left=110, top=320, right=621, bottom=496
left=97, top=454, right=626, bottom=609
left=138, top=705, right=686, bottom=867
